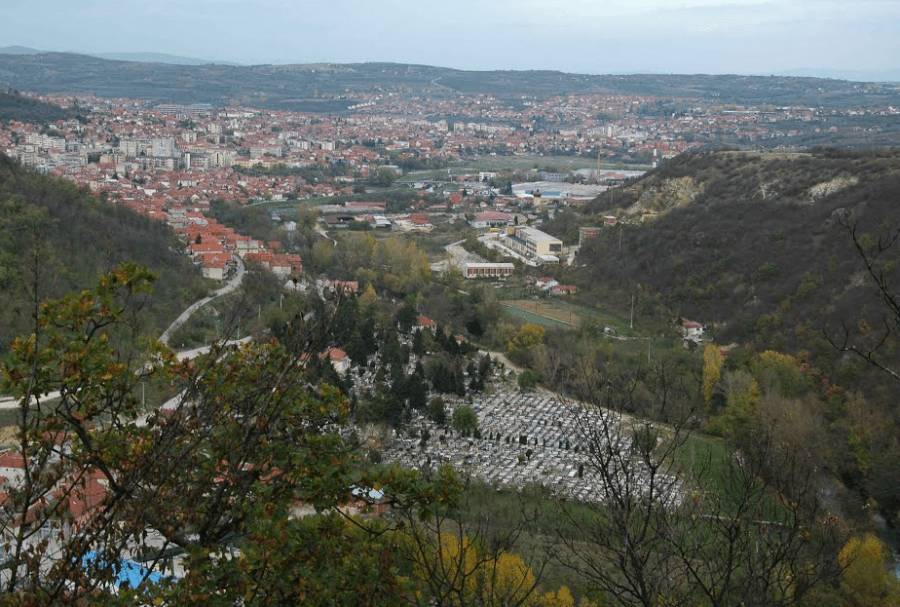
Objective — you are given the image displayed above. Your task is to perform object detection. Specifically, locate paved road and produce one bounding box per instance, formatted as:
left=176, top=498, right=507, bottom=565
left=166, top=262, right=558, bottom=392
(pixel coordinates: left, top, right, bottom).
left=1, top=256, right=247, bottom=411
left=160, top=255, right=245, bottom=346
left=0, top=337, right=253, bottom=411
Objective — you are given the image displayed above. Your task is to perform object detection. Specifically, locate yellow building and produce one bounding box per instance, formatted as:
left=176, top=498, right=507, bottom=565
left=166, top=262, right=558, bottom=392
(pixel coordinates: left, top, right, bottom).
left=505, top=226, right=563, bottom=262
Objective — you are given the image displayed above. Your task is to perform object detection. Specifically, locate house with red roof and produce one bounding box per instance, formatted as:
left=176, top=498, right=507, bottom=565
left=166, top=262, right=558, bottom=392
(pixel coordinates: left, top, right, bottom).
left=320, top=347, right=351, bottom=374
left=201, top=255, right=230, bottom=280
left=471, top=211, right=512, bottom=231
left=0, top=452, right=29, bottom=487
left=188, top=242, right=226, bottom=257
left=235, top=239, right=262, bottom=258
left=415, top=315, right=436, bottom=332
left=550, top=285, right=578, bottom=295
left=246, top=252, right=274, bottom=268
left=679, top=318, right=705, bottom=347
left=535, top=277, right=558, bottom=290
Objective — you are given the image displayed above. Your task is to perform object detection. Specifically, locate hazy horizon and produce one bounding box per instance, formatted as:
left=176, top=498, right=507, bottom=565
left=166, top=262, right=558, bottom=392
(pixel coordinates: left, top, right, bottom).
left=4, top=0, right=899, bottom=79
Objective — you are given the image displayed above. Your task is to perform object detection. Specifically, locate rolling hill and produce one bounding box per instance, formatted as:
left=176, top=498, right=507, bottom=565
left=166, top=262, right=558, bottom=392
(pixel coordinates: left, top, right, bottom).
left=0, top=153, right=209, bottom=351
left=0, top=52, right=899, bottom=112
left=561, top=149, right=900, bottom=376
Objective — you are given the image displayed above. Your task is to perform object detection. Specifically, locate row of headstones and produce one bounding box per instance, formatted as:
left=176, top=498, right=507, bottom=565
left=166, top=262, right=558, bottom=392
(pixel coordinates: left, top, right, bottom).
left=390, top=433, right=683, bottom=504
left=475, top=393, right=622, bottom=435
left=385, top=387, right=680, bottom=505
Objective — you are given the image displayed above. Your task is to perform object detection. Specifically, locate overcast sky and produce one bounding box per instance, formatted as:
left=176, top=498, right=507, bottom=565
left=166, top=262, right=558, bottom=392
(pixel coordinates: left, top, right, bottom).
left=4, top=0, right=898, bottom=75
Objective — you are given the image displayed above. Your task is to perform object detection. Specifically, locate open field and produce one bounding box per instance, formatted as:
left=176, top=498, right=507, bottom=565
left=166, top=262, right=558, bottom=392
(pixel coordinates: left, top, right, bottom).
left=500, top=298, right=634, bottom=335
left=674, top=433, right=729, bottom=494
left=500, top=303, right=576, bottom=328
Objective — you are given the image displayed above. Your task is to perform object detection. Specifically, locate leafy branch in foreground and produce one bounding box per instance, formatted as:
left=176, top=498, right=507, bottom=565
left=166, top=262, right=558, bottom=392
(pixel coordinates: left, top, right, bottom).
left=0, top=263, right=458, bottom=606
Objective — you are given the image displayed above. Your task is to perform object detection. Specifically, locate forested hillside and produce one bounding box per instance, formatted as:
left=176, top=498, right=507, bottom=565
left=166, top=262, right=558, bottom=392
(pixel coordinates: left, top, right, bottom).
left=0, top=153, right=208, bottom=350
left=0, top=89, right=76, bottom=124
left=2, top=52, right=899, bottom=111
left=542, top=149, right=900, bottom=535
left=571, top=150, right=900, bottom=366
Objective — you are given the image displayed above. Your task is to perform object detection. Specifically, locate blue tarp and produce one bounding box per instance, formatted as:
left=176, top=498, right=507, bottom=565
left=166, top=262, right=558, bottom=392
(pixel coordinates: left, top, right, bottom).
left=82, top=551, right=167, bottom=589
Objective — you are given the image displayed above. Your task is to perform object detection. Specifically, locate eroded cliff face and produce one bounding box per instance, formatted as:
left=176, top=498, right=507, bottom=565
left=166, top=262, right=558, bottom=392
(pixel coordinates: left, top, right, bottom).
left=599, top=151, right=895, bottom=222
left=624, top=176, right=704, bottom=219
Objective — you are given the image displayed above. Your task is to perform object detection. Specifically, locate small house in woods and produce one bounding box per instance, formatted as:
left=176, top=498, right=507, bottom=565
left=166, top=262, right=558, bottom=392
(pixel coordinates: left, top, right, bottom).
left=679, top=318, right=704, bottom=347
left=550, top=284, right=578, bottom=295
left=321, top=347, right=351, bottom=374
left=414, top=316, right=436, bottom=332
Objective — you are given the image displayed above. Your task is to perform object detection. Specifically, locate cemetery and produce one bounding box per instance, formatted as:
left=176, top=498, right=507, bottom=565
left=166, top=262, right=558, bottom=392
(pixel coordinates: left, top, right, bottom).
left=379, top=385, right=683, bottom=506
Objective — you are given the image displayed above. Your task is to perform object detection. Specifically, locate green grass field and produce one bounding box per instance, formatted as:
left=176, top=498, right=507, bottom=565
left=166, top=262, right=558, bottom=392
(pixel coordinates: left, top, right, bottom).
left=498, top=297, right=638, bottom=337
left=673, top=432, right=730, bottom=495
left=500, top=303, right=576, bottom=328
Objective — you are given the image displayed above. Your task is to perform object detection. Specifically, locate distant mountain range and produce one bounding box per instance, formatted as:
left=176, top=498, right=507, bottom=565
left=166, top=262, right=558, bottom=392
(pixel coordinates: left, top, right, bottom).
left=768, top=67, right=900, bottom=84
left=0, top=45, right=42, bottom=55
left=2, top=46, right=897, bottom=83
left=0, top=48, right=898, bottom=113
left=93, top=52, right=242, bottom=66
left=0, top=46, right=234, bottom=66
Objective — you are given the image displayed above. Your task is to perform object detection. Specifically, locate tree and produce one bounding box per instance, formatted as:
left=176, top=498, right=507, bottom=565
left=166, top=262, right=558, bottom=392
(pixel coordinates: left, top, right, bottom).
left=372, top=168, right=396, bottom=188
left=396, top=302, right=418, bottom=333
left=0, top=264, right=453, bottom=605
left=393, top=473, right=561, bottom=607
left=428, top=397, right=448, bottom=427
left=452, top=405, right=479, bottom=436
left=829, top=216, right=900, bottom=381
left=506, top=324, right=545, bottom=363
left=554, top=370, right=685, bottom=607
left=358, top=283, right=378, bottom=316
left=296, top=205, right=320, bottom=230
left=311, top=239, right=334, bottom=272
left=552, top=357, right=844, bottom=607
left=701, top=343, right=723, bottom=407
left=838, top=533, right=900, bottom=606
left=517, top=369, right=538, bottom=391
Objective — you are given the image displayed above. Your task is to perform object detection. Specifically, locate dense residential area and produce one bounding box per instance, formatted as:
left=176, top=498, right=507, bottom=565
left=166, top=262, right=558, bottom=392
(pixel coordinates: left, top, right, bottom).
left=1, top=62, right=900, bottom=605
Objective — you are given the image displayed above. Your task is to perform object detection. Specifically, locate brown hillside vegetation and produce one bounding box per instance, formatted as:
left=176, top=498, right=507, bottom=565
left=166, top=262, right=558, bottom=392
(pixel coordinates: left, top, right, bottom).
left=541, top=148, right=900, bottom=538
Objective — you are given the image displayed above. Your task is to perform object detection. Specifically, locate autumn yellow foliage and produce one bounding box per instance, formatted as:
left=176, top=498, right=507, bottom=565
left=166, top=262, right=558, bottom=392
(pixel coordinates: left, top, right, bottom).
left=839, top=533, right=900, bottom=606
left=416, top=533, right=573, bottom=607
left=702, top=344, right=724, bottom=406
left=507, top=323, right=546, bottom=358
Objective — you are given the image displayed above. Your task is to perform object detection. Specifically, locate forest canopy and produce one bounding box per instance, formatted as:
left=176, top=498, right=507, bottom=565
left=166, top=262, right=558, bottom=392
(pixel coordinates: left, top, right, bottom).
left=0, top=153, right=208, bottom=352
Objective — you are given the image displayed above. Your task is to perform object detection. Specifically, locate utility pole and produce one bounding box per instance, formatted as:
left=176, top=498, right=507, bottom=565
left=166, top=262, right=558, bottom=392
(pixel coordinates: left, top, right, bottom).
left=630, top=295, right=634, bottom=330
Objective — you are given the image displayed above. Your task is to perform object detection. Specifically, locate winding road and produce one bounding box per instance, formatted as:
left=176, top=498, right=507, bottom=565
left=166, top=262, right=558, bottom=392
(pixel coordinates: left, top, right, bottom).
left=159, top=255, right=245, bottom=346
left=0, top=256, right=248, bottom=411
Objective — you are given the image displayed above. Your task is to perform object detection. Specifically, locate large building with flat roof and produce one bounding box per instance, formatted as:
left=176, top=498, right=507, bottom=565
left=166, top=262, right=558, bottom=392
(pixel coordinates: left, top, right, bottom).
left=505, top=226, right=563, bottom=262
left=463, top=262, right=515, bottom=279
